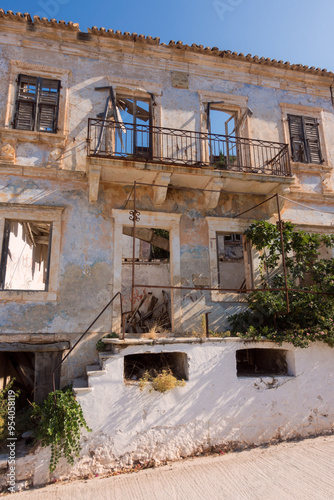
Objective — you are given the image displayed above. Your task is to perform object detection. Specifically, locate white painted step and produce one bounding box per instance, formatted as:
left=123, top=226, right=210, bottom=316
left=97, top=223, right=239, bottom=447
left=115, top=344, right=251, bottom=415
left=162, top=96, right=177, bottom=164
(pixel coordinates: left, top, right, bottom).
left=73, top=377, right=93, bottom=395
left=86, top=364, right=107, bottom=377
left=99, top=352, right=119, bottom=360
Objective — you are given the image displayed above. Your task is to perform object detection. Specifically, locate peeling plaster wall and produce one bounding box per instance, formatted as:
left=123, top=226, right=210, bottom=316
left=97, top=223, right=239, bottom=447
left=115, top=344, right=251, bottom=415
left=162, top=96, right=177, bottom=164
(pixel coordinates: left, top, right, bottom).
left=0, top=175, right=115, bottom=382
left=0, top=171, right=331, bottom=382
left=0, top=26, right=333, bottom=191
left=66, top=340, right=334, bottom=478
left=0, top=24, right=334, bottom=385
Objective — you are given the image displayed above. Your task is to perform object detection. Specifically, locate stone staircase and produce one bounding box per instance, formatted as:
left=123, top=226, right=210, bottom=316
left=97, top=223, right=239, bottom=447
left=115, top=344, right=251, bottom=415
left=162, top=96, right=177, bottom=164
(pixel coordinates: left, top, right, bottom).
left=72, top=354, right=116, bottom=395
left=72, top=337, right=202, bottom=395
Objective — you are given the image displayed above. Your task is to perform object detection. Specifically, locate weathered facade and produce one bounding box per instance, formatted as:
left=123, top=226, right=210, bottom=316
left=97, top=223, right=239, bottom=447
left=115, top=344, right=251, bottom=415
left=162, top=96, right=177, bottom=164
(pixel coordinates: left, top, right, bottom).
left=0, top=10, right=334, bottom=478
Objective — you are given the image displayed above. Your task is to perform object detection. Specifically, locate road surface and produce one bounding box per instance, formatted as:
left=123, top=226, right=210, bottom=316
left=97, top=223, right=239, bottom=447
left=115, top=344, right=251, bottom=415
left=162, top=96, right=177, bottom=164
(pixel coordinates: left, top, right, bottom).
left=8, top=434, right=334, bottom=500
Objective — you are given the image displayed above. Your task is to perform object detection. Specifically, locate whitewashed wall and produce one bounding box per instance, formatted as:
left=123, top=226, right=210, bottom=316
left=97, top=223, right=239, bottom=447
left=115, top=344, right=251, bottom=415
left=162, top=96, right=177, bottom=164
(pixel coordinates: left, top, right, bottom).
left=69, top=339, right=334, bottom=478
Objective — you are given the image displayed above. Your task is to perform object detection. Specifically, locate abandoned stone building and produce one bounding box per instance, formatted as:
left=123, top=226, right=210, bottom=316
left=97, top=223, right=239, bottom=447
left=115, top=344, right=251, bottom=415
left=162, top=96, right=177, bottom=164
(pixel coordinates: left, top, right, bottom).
left=0, top=10, right=334, bottom=477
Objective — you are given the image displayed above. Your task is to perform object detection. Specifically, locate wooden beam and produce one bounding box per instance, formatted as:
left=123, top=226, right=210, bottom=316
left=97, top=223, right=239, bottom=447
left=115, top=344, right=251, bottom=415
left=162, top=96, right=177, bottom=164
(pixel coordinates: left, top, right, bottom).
left=0, top=342, right=70, bottom=352
left=123, top=227, right=169, bottom=251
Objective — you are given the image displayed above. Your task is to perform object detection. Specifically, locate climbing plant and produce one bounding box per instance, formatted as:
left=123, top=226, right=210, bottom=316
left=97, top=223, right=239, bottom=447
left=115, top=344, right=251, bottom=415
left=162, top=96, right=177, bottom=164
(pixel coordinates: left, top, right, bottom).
left=32, top=389, right=91, bottom=472
left=96, top=332, right=119, bottom=351
left=229, top=221, right=334, bottom=347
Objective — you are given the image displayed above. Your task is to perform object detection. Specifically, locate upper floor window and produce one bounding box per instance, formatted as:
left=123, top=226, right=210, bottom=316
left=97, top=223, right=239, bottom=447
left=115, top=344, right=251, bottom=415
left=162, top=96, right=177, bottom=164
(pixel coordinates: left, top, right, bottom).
left=13, top=75, right=61, bottom=134
left=288, top=114, right=323, bottom=164
left=115, top=95, right=152, bottom=158
left=208, top=107, right=239, bottom=169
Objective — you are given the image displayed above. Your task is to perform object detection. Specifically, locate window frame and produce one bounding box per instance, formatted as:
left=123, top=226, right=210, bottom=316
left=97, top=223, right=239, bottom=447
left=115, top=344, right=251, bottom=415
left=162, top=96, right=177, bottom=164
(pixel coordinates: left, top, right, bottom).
left=206, top=217, right=255, bottom=302
left=115, top=92, right=153, bottom=159
left=280, top=103, right=328, bottom=167
left=287, top=114, right=323, bottom=165
left=216, top=232, right=248, bottom=291
left=0, top=204, right=63, bottom=302
left=0, top=219, right=52, bottom=292
left=198, top=91, right=250, bottom=167
left=13, top=74, right=61, bottom=134
left=112, top=209, right=182, bottom=333
left=2, top=61, right=69, bottom=145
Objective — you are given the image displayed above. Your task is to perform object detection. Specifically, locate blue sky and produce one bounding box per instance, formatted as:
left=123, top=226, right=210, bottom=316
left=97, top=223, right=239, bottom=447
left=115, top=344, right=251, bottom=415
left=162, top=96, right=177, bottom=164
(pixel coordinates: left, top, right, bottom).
left=2, top=0, right=334, bottom=71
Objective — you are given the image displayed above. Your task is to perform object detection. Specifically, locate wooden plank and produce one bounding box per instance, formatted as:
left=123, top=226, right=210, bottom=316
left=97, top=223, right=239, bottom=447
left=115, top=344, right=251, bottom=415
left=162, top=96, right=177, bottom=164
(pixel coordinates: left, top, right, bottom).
left=0, top=342, right=70, bottom=352
left=123, top=227, right=169, bottom=251
left=34, top=351, right=63, bottom=403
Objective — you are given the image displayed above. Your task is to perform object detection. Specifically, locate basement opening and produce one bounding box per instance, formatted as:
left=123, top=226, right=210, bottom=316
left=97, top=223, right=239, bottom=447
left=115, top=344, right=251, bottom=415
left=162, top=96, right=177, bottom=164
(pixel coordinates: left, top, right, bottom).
left=124, top=352, right=188, bottom=381
left=236, top=348, right=289, bottom=377
left=0, top=351, right=35, bottom=407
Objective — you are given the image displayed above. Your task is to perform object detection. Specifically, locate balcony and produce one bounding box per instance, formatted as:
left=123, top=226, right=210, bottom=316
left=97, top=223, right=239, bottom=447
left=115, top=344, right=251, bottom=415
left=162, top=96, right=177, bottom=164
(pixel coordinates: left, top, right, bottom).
left=87, top=118, right=291, bottom=177
left=86, top=119, right=293, bottom=204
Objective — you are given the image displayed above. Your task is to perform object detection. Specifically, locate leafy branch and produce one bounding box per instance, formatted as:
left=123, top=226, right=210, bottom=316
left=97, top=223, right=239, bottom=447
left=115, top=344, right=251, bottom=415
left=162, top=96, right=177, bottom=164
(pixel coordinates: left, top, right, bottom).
left=32, top=389, right=91, bottom=472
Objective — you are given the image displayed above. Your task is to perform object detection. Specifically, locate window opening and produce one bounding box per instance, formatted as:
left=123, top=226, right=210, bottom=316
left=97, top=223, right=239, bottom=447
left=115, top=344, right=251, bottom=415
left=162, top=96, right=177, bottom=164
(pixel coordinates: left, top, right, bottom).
left=209, top=108, right=238, bottom=169
left=14, top=75, right=60, bottom=133
left=124, top=352, right=188, bottom=381
left=121, top=227, right=171, bottom=333
left=0, top=221, right=52, bottom=291
left=288, top=114, right=323, bottom=164
left=0, top=351, right=35, bottom=408
left=115, top=95, right=152, bottom=158
left=216, top=233, right=247, bottom=290
left=236, top=348, right=288, bottom=377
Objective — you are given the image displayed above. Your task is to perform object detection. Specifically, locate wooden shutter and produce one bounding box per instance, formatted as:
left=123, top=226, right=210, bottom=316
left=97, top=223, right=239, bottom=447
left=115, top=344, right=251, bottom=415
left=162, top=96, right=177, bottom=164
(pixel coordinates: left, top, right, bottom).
left=37, top=78, right=60, bottom=133
left=304, top=116, right=322, bottom=164
left=288, top=114, right=322, bottom=164
left=288, top=115, right=306, bottom=162
left=14, top=75, right=60, bottom=133
left=14, top=75, right=37, bottom=131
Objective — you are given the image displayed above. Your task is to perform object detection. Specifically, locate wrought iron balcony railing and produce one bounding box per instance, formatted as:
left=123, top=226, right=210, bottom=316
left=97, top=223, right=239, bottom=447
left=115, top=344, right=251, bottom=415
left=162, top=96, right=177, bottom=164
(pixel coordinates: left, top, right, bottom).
left=87, top=119, right=291, bottom=177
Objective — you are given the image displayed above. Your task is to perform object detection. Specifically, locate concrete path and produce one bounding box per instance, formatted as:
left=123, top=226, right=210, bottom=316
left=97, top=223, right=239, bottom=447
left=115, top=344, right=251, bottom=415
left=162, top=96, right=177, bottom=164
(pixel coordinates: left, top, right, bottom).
left=8, top=434, right=334, bottom=500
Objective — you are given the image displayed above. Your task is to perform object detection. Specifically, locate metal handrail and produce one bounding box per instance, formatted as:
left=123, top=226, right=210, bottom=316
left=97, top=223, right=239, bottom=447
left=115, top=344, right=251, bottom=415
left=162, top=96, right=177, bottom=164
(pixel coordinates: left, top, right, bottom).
left=87, top=118, right=291, bottom=177
left=52, top=291, right=124, bottom=392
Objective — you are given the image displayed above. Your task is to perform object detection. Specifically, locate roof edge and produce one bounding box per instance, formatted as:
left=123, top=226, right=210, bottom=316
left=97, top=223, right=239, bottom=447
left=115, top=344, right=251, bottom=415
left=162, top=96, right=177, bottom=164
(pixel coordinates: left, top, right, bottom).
left=0, top=10, right=333, bottom=77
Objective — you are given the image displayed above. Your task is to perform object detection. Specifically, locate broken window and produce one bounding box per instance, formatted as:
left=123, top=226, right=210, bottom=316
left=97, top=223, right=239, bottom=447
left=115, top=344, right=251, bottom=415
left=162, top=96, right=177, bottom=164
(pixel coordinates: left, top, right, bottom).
left=288, top=114, right=323, bottom=164
left=216, top=233, right=251, bottom=291
left=115, top=95, right=152, bottom=158
left=236, top=348, right=289, bottom=377
left=122, top=227, right=171, bottom=333
left=14, top=75, right=61, bottom=133
left=208, top=108, right=239, bottom=169
left=0, top=221, right=52, bottom=291
left=122, top=227, right=169, bottom=262
left=124, top=352, right=188, bottom=381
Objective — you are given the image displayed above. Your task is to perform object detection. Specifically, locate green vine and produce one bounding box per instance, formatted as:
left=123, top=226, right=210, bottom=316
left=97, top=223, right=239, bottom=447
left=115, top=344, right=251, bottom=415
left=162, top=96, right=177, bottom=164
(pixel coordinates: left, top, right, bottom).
left=32, top=389, right=91, bottom=472
left=96, top=332, right=119, bottom=351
